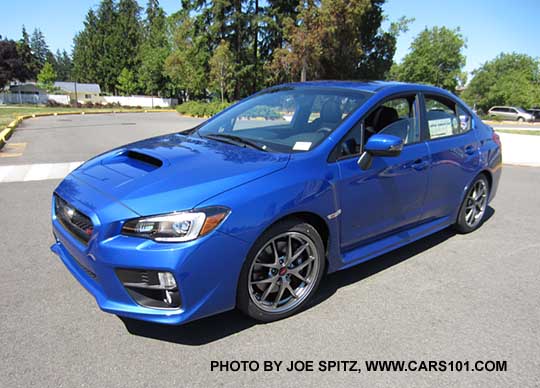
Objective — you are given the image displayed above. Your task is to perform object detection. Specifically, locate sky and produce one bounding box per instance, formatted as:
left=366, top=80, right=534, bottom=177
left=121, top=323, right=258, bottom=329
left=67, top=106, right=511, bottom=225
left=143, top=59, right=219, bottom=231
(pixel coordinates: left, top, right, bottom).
left=1, top=0, right=539, bottom=76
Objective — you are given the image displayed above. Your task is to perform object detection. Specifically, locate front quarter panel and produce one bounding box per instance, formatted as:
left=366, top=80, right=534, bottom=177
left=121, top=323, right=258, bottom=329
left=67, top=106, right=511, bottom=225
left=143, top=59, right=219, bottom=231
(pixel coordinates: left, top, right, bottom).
left=197, top=154, right=342, bottom=272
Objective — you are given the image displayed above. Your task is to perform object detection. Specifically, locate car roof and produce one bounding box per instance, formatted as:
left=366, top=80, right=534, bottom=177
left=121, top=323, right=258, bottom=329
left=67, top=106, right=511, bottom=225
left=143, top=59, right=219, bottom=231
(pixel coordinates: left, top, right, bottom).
left=269, top=80, right=456, bottom=96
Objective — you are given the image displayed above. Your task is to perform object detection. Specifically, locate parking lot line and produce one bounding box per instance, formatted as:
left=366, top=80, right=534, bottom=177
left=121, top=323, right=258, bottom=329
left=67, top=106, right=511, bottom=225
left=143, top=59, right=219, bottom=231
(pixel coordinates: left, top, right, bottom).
left=0, top=161, right=83, bottom=183
left=0, top=142, right=26, bottom=158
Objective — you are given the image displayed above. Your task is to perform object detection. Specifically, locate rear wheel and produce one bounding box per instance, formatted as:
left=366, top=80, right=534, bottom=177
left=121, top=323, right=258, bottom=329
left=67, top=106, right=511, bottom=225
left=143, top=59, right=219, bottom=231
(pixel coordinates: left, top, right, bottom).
left=237, top=220, right=325, bottom=322
left=454, top=175, right=490, bottom=233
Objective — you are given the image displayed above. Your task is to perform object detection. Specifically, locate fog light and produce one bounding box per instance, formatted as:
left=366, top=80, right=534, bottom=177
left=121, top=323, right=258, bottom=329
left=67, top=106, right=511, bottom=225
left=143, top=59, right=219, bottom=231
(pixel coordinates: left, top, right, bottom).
left=158, top=272, right=176, bottom=289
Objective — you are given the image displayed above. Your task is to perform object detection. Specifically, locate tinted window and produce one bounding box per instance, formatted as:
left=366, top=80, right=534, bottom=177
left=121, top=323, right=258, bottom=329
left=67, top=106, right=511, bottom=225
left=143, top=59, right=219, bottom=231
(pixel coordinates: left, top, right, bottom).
left=425, top=95, right=471, bottom=139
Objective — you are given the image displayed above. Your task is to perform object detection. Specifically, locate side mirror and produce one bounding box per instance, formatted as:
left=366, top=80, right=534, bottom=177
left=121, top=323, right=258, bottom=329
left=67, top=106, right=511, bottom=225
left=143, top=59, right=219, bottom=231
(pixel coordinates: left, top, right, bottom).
left=357, top=134, right=403, bottom=170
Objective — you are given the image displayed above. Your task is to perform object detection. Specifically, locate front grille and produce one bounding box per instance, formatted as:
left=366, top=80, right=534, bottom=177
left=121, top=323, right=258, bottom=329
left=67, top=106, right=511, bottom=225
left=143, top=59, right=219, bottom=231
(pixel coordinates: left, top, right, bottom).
left=54, top=195, right=94, bottom=244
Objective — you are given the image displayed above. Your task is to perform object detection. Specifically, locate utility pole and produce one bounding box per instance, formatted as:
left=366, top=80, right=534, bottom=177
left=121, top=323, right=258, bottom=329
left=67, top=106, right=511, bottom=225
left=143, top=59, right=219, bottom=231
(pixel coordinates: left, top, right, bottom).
left=74, top=81, right=78, bottom=104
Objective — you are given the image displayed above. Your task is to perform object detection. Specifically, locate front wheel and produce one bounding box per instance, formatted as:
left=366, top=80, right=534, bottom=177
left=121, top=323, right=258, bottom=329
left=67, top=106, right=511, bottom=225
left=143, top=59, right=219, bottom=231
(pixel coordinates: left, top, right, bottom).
left=454, top=175, right=490, bottom=233
left=518, top=117, right=525, bottom=122
left=237, top=220, right=325, bottom=322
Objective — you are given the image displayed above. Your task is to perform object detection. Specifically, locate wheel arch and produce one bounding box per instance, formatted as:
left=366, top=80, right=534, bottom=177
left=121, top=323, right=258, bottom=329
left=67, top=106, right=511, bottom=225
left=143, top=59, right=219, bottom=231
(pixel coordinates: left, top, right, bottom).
left=479, top=169, right=493, bottom=190
left=266, top=211, right=330, bottom=251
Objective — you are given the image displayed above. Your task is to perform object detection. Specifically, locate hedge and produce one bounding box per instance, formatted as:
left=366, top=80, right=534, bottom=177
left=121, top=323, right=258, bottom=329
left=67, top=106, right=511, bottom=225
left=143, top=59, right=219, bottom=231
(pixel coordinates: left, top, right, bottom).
left=176, top=101, right=233, bottom=117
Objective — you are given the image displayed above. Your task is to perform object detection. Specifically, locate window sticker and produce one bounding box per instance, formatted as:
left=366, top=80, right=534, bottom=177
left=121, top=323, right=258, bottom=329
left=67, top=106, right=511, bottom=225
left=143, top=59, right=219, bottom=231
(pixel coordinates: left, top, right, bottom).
left=428, top=118, right=454, bottom=138
left=292, top=141, right=312, bottom=151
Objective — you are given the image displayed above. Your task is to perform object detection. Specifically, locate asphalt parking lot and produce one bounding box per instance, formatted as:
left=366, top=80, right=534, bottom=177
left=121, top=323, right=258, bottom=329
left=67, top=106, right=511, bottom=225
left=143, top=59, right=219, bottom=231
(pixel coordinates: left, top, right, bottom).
left=1, top=113, right=539, bottom=387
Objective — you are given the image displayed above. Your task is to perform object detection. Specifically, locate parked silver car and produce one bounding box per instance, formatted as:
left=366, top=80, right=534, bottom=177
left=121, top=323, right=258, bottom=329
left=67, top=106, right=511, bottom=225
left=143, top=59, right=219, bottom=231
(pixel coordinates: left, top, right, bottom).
left=527, top=108, right=540, bottom=121
left=488, top=106, right=534, bottom=122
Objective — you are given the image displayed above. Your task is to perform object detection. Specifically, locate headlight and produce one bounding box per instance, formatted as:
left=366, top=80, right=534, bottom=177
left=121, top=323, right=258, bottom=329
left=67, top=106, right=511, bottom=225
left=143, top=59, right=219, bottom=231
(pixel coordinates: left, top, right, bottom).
left=122, top=207, right=230, bottom=242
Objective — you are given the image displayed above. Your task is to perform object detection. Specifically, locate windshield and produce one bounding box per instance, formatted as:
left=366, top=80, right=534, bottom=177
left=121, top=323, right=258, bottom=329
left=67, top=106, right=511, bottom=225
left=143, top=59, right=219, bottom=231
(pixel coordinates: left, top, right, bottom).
left=197, top=87, right=372, bottom=153
left=516, top=107, right=528, bottom=113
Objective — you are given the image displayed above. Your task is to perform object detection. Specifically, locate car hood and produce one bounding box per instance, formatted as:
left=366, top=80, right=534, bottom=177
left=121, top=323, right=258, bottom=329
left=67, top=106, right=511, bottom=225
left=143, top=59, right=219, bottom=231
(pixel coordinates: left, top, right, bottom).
left=69, top=133, right=290, bottom=216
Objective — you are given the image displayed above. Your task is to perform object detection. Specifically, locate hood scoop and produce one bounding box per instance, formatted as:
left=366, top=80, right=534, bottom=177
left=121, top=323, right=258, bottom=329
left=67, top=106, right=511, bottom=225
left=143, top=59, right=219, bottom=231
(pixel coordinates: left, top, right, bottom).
left=79, top=150, right=165, bottom=185
left=123, top=150, right=163, bottom=168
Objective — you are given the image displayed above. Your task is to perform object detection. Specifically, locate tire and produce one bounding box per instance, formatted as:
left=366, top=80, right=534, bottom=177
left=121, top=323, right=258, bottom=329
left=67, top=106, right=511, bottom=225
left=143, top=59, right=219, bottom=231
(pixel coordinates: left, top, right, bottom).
left=518, top=117, right=525, bottom=122
left=454, top=174, right=490, bottom=234
left=237, top=219, right=326, bottom=322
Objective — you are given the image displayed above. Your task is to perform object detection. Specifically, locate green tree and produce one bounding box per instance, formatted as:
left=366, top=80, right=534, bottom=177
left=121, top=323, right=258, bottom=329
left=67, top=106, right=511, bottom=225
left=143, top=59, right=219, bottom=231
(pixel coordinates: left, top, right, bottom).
left=390, top=26, right=466, bottom=92
left=462, top=53, right=540, bottom=112
left=114, top=0, right=143, bottom=79
left=53, top=50, right=73, bottom=81
left=1, top=38, right=35, bottom=88
left=165, top=11, right=208, bottom=100
left=30, top=28, right=50, bottom=69
left=270, top=0, right=409, bottom=83
left=116, top=67, right=137, bottom=95
left=138, top=0, right=170, bottom=96
left=37, top=62, right=57, bottom=91
left=73, top=9, right=102, bottom=85
left=73, top=0, right=142, bottom=93
left=268, top=0, right=323, bottom=83
left=17, top=26, right=39, bottom=80
left=209, top=40, right=235, bottom=102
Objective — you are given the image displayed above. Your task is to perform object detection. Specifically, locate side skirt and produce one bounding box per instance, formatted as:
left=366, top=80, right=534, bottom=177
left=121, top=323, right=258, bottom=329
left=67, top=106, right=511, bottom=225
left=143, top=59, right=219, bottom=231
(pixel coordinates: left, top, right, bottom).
left=330, top=216, right=452, bottom=273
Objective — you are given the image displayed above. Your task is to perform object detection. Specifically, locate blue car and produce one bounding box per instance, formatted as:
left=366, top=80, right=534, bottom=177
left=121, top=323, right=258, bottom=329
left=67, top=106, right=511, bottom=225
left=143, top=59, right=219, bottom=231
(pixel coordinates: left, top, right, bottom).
left=51, top=81, right=502, bottom=325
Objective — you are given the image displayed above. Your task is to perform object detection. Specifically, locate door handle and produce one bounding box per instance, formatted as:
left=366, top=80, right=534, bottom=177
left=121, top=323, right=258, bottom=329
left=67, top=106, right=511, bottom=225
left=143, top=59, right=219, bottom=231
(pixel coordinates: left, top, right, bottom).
left=412, top=158, right=428, bottom=171
left=464, top=145, right=476, bottom=155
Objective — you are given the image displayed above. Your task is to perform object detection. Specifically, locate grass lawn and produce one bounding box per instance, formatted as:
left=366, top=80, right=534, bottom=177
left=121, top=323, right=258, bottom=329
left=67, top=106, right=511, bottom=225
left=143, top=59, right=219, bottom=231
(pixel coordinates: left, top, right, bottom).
left=496, top=129, right=540, bottom=136
left=0, top=105, right=141, bottom=127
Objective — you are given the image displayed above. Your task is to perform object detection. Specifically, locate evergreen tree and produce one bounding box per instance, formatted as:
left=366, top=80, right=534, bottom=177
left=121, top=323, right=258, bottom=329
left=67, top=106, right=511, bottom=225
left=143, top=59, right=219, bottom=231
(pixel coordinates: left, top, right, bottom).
left=96, top=0, right=120, bottom=93
left=18, top=26, right=39, bottom=80
left=73, top=9, right=100, bottom=84
left=53, top=50, right=73, bottom=81
left=139, top=0, right=170, bottom=96
left=115, top=0, right=142, bottom=76
left=73, top=0, right=142, bottom=93
left=30, top=28, right=50, bottom=69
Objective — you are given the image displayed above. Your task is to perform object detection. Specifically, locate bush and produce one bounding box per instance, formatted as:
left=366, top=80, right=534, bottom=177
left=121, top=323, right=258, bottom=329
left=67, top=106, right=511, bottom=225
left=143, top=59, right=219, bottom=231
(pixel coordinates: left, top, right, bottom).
left=83, top=101, right=94, bottom=108
left=176, top=100, right=233, bottom=117
left=241, top=105, right=282, bottom=120
left=70, top=101, right=82, bottom=108
left=45, top=100, right=67, bottom=108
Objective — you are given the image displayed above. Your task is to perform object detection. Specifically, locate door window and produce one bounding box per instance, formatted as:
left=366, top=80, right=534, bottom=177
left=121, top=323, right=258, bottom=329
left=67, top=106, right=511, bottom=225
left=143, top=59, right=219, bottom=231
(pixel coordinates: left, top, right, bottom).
left=333, top=94, right=420, bottom=160
left=367, top=96, right=420, bottom=145
left=424, top=95, right=471, bottom=139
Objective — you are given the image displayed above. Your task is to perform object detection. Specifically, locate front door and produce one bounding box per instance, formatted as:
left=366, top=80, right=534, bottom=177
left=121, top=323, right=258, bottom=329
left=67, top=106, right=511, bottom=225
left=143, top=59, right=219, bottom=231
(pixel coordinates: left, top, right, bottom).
left=334, top=94, right=430, bottom=251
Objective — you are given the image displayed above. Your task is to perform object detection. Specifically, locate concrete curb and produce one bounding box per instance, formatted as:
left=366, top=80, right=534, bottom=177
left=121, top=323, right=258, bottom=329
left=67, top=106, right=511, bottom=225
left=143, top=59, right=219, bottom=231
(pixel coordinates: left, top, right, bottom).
left=0, top=109, right=176, bottom=150
left=484, top=120, right=540, bottom=126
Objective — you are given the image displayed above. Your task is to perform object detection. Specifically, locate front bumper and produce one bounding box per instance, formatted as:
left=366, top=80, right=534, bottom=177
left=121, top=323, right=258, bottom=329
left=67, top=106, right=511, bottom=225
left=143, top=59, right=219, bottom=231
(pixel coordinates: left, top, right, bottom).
left=51, top=189, right=249, bottom=325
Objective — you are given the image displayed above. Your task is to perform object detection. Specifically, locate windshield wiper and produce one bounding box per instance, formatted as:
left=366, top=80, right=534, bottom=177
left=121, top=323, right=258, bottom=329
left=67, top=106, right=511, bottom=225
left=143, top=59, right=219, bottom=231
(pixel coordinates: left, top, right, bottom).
left=203, top=133, right=268, bottom=152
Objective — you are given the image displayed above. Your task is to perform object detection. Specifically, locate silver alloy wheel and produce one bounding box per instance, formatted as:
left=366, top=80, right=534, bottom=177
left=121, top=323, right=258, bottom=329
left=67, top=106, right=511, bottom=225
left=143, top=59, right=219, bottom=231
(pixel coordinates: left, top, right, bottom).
left=248, top=232, right=320, bottom=313
left=465, top=179, right=488, bottom=228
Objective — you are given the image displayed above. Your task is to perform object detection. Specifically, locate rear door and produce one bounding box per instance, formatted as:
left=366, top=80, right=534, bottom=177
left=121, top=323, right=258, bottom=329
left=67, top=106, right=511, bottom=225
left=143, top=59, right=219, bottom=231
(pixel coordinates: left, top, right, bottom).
left=421, top=93, right=480, bottom=221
